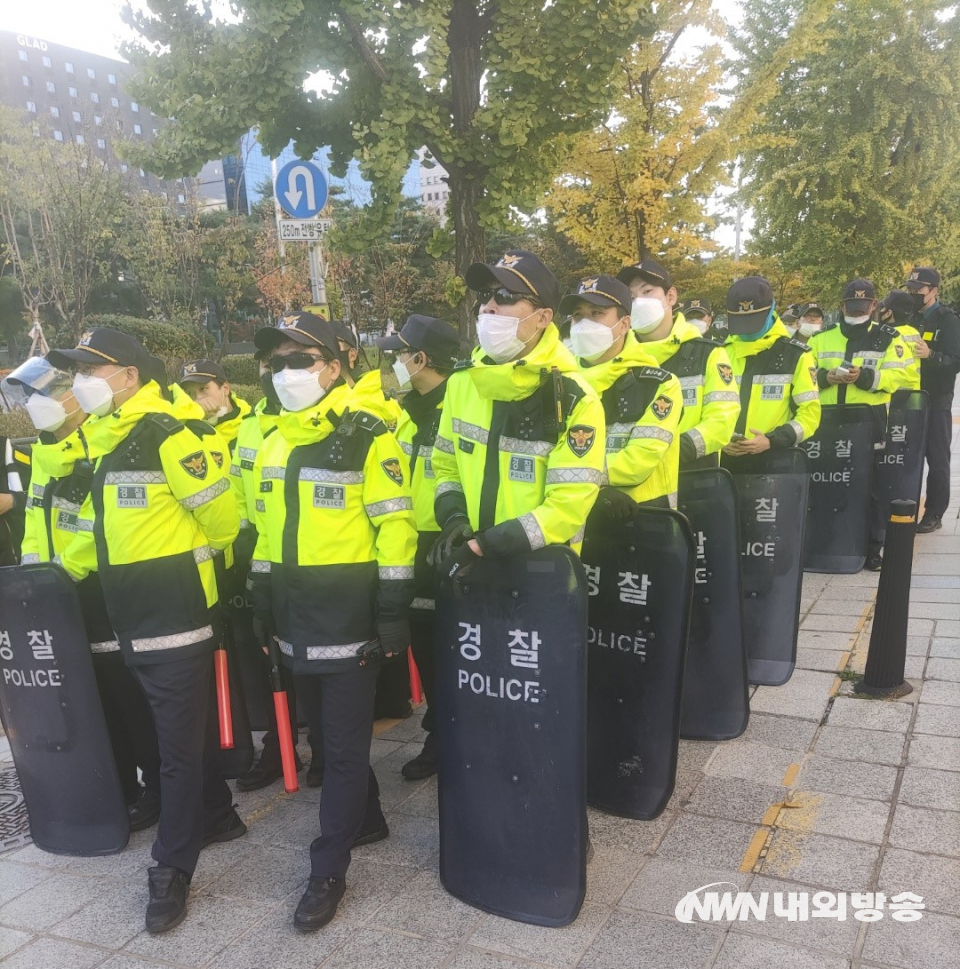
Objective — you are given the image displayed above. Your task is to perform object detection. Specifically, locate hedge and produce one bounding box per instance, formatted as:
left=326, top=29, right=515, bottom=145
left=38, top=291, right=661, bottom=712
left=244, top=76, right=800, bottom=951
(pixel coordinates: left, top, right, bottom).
left=221, top=355, right=259, bottom=386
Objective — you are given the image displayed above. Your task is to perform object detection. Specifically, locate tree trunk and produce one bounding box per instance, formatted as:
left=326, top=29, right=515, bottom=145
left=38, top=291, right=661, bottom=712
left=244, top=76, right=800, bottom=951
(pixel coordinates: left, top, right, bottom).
left=448, top=166, right=485, bottom=339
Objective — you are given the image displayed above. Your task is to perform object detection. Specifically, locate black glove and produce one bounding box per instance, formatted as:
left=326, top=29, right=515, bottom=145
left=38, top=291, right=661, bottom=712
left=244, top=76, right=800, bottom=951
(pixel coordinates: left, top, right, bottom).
left=376, top=618, right=410, bottom=656
left=679, top=433, right=698, bottom=465
left=595, top=486, right=641, bottom=521
left=428, top=516, right=474, bottom=571
left=252, top=615, right=274, bottom=651
left=439, top=541, right=480, bottom=582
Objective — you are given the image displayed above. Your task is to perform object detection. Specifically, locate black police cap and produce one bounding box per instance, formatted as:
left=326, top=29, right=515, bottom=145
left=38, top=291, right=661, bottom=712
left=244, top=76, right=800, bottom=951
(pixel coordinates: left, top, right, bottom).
left=377, top=314, right=461, bottom=368
left=798, top=302, right=824, bottom=318
left=842, top=279, right=877, bottom=301
left=558, top=274, right=633, bottom=317
left=680, top=298, right=713, bottom=318
left=904, top=266, right=940, bottom=290
left=48, top=327, right=152, bottom=371
left=616, top=258, right=672, bottom=291
left=882, top=290, right=917, bottom=322
left=254, top=313, right=341, bottom=357
left=725, top=276, right=774, bottom=334
left=464, top=249, right=561, bottom=312
left=180, top=359, right=227, bottom=384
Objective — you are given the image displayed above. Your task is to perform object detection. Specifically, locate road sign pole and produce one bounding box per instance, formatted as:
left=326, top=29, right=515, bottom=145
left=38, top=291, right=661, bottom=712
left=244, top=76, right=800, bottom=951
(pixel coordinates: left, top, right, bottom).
left=270, top=158, right=289, bottom=312
left=309, top=243, right=327, bottom=307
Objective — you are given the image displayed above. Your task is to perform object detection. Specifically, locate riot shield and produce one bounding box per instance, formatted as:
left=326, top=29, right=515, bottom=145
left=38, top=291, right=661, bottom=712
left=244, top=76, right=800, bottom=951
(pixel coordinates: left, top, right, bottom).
left=877, top=390, right=929, bottom=516
left=677, top=469, right=749, bottom=741
left=581, top=509, right=694, bottom=820
left=722, top=449, right=809, bottom=687
left=802, top=404, right=875, bottom=574
left=435, top=546, right=587, bottom=927
left=0, top=564, right=129, bottom=855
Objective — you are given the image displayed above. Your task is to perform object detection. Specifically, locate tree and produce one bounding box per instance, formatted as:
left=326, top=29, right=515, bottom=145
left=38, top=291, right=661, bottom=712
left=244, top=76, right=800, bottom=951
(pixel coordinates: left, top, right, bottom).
left=732, top=0, right=960, bottom=296
left=120, top=0, right=659, bottom=333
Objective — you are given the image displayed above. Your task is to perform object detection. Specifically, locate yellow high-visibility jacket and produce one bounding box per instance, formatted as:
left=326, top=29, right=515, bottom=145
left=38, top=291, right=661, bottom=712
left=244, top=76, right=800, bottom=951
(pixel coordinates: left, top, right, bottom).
left=634, top=314, right=740, bottom=461
left=579, top=332, right=682, bottom=507
left=894, top=324, right=923, bottom=391
left=725, top=318, right=822, bottom=445
left=59, top=381, right=239, bottom=665
left=432, top=324, right=605, bottom=554
left=353, top=369, right=402, bottom=430
left=229, top=397, right=279, bottom=565
left=251, top=381, right=417, bottom=672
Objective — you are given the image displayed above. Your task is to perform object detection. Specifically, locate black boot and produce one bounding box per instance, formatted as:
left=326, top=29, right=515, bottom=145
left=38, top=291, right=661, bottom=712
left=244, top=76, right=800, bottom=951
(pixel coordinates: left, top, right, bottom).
left=236, top=746, right=303, bottom=792
left=201, top=806, right=247, bottom=848
left=917, top=515, right=942, bottom=534
left=294, top=876, right=345, bottom=932
left=128, top=788, right=161, bottom=832
left=306, top=757, right=325, bottom=788
left=353, top=811, right=389, bottom=847
left=146, top=865, right=190, bottom=934
left=401, top=732, right=437, bottom=780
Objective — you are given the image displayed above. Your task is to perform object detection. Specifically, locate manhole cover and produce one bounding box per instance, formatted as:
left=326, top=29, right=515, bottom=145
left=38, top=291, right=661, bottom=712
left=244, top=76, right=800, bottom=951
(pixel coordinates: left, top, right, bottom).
left=0, top=765, right=31, bottom=854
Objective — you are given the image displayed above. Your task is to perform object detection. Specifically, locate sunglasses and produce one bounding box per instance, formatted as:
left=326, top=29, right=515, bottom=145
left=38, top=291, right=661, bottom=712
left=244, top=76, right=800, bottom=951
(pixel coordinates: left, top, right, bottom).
left=268, top=352, right=326, bottom=373
left=477, top=287, right=541, bottom=308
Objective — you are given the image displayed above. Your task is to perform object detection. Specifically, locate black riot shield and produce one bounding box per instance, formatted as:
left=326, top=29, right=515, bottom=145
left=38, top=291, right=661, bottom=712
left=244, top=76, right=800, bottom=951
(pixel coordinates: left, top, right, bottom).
left=677, top=469, right=749, bottom=741
left=0, top=564, right=129, bottom=855
left=802, top=404, right=876, bottom=574
left=435, top=546, right=587, bottom=927
left=877, top=390, right=929, bottom=516
left=722, top=449, right=809, bottom=687
left=581, top=509, right=694, bottom=820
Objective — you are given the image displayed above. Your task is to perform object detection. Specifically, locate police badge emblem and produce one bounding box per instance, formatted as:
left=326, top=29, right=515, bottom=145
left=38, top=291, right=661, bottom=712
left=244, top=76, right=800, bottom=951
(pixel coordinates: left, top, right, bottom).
left=567, top=425, right=596, bottom=457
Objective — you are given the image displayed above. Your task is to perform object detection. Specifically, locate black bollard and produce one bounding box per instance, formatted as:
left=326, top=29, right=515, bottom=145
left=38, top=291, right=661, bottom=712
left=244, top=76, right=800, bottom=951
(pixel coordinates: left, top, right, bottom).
left=855, top=499, right=917, bottom=698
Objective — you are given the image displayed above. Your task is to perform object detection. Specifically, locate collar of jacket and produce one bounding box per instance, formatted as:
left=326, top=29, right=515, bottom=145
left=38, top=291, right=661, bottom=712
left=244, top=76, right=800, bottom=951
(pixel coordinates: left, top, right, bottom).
left=922, top=300, right=940, bottom=319
left=468, top=323, right=578, bottom=401
left=726, top=317, right=791, bottom=360
left=212, top=394, right=251, bottom=442
left=351, top=369, right=399, bottom=424
left=276, top=381, right=353, bottom=446
left=633, top=313, right=700, bottom=364
left=170, top=383, right=206, bottom=423
left=81, top=381, right=174, bottom=459
left=31, top=425, right=89, bottom=478
left=839, top=319, right=881, bottom=341
left=401, top=378, right=447, bottom=425
left=255, top=395, right=280, bottom=435
left=579, top=331, right=660, bottom=394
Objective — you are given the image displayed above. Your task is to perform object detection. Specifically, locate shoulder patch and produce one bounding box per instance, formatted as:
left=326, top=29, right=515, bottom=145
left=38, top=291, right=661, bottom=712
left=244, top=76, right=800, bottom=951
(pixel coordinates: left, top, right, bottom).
left=145, top=413, right=185, bottom=436
left=878, top=323, right=899, bottom=338
left=651, top=395, right=674, bottom=420
left=179, top=451, right=208, bottom=480
left=210, top=450, right=225, bottom=468
left=567, top=424, right=596, bottom=457
left=788, top=339, right=812, bottom=352
left=380, top=457, right=404, bottom=486
left=717, top=362, right=734, bottom=384
left=633, top=365, right=672, bottom=382
left=352, top=410, right=388, bottom=436
left=895, top=343, right=905, bottom=358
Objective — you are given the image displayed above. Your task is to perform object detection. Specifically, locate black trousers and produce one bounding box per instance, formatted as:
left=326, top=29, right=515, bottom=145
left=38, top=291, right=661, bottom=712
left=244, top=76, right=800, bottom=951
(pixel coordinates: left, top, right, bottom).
left=295, top=664, right=383, bottom=879
left=94, top=652, right=161, bottom=802
left=135, top=652, right=233, bottom=877
left=924, top=408, right=953, bottom=519
left=410, top=614, right=437, bottom=735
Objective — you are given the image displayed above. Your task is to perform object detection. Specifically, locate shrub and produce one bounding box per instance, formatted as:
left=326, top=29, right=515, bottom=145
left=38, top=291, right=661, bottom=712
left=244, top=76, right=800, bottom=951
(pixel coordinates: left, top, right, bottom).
left=221, top=355, right=259, bottom=386
left=231, top=383, right=263, bottom=406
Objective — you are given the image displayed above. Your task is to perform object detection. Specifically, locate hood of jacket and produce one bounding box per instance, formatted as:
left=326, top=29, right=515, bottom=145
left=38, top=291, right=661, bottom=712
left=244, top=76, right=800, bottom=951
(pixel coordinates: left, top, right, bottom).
left=725, top=317, right=792, bottom=361
left=632, top=313, right=702, bottom=366
left=579, top=332, right=660, bottom=395
left=275, top=381, right=355, bottom=447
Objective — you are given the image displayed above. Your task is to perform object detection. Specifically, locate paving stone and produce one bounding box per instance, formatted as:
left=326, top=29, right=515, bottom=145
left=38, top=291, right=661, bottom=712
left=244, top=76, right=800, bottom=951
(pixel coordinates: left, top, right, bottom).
left=447, top=949, right=537, bottom=969
left=861, top=909, right=960, bottom=969
left=371, top=870, right=484, bottom=943
left=905, top=635, right=934, bottom=656
left=0, top=873, right=107, bottom=931
left=100, top=956, right=202, bottom=969
left=51, top=881, right=147, bottom=949
left=124, top=893, right=263, bottom=966
left=0, top=937, right=111, bottom=969
left=749, top=670, right=838, bottom=722
left=322, top=926, right=455, bottom=969
left=703, top=742, right=798, bottom=787
left=0, top=863, right=50, bottom=907
left=910, top=602, right=960, bottom=620
left=919, top=680, right=960, bottom=706
left=760, top=831, right=881, bottom=892
left=321, top=857, right=415, bottom=924
left=911, top=576, right=960, bottom=589
left=897, top=767, right=960, bottom=813
left=914, top=703, right=960, bottom=738
left=738, top=714, right=819, bottom=752
left=619, top=856, right=750, bottom=917
left=369, top=737, right=406, bottom=764
left=813, top=725, right=906, bottom=766
left=676, top=740, right=717, bottom=772
left=926, top=657, right=960, bottom=682
left=903, top=655, right=927, bottom=679
left=585, top=847, right=646, bottom=906
left=796, top=648, right=848, bottom=672
left=889, top=804, right=960, bottom=857
left=908, top=734, right=960, bottom=772
left=0, top=927, right=32, bottom=960
left=655, top=814, right=759, bottom=870
left=912, top=555, right=960, bottom=577
left=908, top=588, right=960, bottom=603
left=797, top=754, right=899, bottom=802
left=202, top=845, right=307, bottom=902
left=797, top=632, right=859, bottom=650
left=578, top=909, right=720, bottom=969
left=934, top=619, right=960, bottom=637
left=826, top=697, right=913, bottom=732
left=879, top=847, right=960, bottom=918
left=663, top=769, right=701, bottom=813
left=775, top=790, right=889, bottom=844
left=352, top=815, right=438, bottom=869
left=713, top=931, right=849, bottom=969
left=683, top=775, right=786, bottom=826
left=1, top=844, right=74, bottom=870
left=187, top=840, right=254, bottom=893
left=376, top=711, right=428, bottom=744
left=930, top=638, right=960, bottom=659
left=861, top=617, right=934, bottom=637
left=468, top=902, right=610, bottom=968
left=587, top=807, right=674, bottom=854
left=801, top=614, right=864, bottom=633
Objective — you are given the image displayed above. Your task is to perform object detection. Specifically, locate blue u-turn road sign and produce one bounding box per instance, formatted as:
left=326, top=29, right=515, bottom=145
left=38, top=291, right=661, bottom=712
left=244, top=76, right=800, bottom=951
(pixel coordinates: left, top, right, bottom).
left=275, top=160, right=328, bottom=219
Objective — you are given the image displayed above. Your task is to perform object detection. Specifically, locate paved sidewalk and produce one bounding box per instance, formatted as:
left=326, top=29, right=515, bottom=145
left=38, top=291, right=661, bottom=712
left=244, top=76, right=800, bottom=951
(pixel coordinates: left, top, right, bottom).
left=2, top=456, right=959, bottom=969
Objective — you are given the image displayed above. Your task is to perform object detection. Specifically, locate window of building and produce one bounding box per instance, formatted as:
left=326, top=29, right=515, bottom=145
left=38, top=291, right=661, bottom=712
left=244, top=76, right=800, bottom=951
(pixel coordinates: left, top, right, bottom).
left=120, top=163, right=129, bottom=173
left=87, top=68, right=96, bottom=79
left=31, top=124, right=40, bottom=137
left=19, top=50, right=28, bottom=62
left=131, top=102, right=139, bottom=113
left=26, top=101, right=36, bottom=113
left=94, top=115, right=102, bottom=125
left=72, top=111, right=82, bottom=122
left=69, top=86, right=78, bottom=98
left=75, top=134, right=84, bottom=144
left=53, top=130, right=63, bottom=142
left=65, top=61, right=74, bottom=73
left=22, top=75, right=30, bottom=87
left=50, top=106, right=60, bottom=118
left=46, top=81, right=55, bottom=93
left=42, top=56, right=51, bottom=68
left=110, top=96, right=119, bottom=108
left=177, top=193, right=185, bottom=204
left=97, top=138, right=106, bottom=149
left=108, top=73, right=116, bottom=85
left=152, top=128, right=158, bottom=137
left=90, top=92, right=99, bottom=103
left=139, top=168, right=146, bottom=178
left=133, top=124, right=142, bottom=135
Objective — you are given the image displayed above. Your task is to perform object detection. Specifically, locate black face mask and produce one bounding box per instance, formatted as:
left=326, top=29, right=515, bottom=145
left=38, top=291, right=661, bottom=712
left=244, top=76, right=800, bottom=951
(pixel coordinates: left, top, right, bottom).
left=259, top=371, right=282, bottom=410
left=909, top=292, right=926, bottom=313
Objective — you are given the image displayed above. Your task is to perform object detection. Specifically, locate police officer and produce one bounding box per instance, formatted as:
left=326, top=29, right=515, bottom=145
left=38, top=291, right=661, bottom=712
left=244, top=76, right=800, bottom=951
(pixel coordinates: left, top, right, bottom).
left=722, top=276, right=821, bottom=456
left=878, top=291, right=923, bottom=390
left=179, top=359, right=252, bottom=453
left=250, top=314, right=414, bottom=931
left=791, top=303, right=826, bottom=345
left=679, top=298, right=713, bottom=337
left=3, top=355, right=163, bottom=831
left=430, top=249, right=605, bottom=575
left=50, top=328, right=243, bottom=934
left=903, top=267, right=960, bottom=532
left=617, top=259, right=740, bottom=468
left=563, top=275, right=682, bottom=512
left=0, top=434, right=28, bottom=564
left=377, top=314, right=462, bottom=780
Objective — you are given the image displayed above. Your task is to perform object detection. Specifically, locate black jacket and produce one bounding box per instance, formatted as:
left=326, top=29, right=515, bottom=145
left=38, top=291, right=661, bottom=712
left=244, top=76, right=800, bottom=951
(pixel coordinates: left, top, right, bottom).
left=917, top=303, right=960, bottom=407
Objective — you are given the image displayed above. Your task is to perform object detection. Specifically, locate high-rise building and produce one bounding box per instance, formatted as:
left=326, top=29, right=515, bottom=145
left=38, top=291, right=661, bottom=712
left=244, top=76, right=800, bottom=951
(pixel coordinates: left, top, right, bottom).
left=418, top=150, right=450, bottom=223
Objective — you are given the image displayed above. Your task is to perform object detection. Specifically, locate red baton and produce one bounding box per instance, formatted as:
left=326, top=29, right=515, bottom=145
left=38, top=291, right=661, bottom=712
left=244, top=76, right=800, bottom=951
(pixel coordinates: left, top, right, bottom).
left=214, top=647, right=234, bottom=749
left=267, top=634, right=299, bottom=793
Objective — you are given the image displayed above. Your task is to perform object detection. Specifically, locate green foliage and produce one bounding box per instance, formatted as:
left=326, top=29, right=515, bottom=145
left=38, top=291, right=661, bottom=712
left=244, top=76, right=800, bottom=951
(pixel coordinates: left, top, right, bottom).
left=230, top=383, right=263, bottom=406
left=220, top=354, right=259, bottom=386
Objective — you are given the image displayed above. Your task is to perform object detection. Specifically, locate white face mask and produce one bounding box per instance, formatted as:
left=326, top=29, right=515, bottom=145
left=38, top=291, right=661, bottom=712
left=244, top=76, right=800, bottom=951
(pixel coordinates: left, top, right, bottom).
left=72, top=369, right=122, bottom=417
left=392, top=356, right=422, bottom=392
left=843, top=315, right=871, bottom=326
left=272, top=365, right=328, bottom=412
left=25, top=394, right=72, bottom=433
left=798, top=321, right=821, bottom=337
left=630, top=297, right=666, bottom=334
left=689, top=317, right=710, bottom=336
left=476, top=311, right=539, bottom=364
left=570, top=318, right=619, bottom=362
